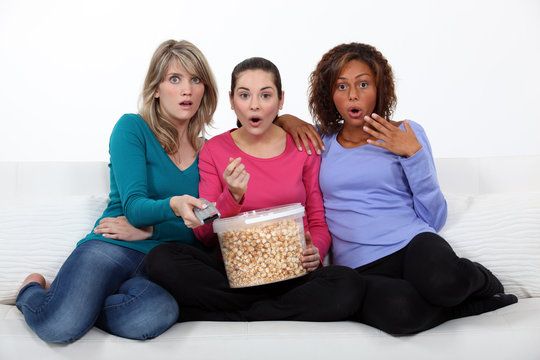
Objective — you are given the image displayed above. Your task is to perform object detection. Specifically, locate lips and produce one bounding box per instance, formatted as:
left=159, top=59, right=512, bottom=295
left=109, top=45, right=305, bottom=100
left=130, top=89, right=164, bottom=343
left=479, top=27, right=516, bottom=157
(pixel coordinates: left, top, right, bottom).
left=179, top=100, right=193, bottom=109
left=348, top=107, right=363, bottom=119
left=249, top=117, right=262, bottom=127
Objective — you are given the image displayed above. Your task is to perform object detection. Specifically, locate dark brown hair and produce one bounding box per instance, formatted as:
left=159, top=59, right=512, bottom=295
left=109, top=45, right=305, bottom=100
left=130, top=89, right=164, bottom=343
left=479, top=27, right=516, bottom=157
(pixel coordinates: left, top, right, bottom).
left=308, top=43, right=396, bottom=135
left=230, top=57, right=282, bottom=127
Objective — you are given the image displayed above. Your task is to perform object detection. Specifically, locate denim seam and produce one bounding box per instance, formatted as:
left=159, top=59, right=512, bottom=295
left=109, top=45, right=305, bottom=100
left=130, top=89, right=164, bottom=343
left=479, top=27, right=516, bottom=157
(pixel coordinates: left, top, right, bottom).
left=101, top=280, right=152, bottom=311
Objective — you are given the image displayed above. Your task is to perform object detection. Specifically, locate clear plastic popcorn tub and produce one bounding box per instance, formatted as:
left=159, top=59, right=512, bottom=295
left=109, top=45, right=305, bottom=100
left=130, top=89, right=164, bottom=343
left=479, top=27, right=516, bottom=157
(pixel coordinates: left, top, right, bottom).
left=212, top=203, right=307, bottom=288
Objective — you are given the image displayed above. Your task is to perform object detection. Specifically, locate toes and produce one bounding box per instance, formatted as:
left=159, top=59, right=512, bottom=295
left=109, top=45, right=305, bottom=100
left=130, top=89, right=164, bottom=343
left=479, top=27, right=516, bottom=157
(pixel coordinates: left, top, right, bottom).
left=20, top=273, right=47, bottom=290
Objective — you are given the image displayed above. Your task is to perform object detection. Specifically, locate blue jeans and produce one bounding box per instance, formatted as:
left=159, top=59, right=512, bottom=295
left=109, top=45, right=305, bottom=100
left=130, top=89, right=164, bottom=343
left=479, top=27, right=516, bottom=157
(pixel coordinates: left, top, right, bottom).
left=15, top=240, right=179, bottom=343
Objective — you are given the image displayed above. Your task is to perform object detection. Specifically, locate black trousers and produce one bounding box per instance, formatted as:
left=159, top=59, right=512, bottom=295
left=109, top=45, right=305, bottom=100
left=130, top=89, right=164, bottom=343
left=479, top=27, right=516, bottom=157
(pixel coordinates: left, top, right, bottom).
left=146, top=243, right=364, bottom=322
left=351, top=232, right=500, bottom=334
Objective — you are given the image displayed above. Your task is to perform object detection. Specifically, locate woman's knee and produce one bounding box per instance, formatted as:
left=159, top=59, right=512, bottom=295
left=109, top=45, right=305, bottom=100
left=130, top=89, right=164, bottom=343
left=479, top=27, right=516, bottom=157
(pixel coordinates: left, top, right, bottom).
left=412, top=257, right=477, bottom=307
left=146, top=244, right=217, bottom=289
left=421, top=270, right=471, bottom=306
left=146, top=244, right=177, bottom=281
left=97, top=277, right=179, bottom=340
left=405, top=233, right=471, bottom=306
left=314, top=266, right=365, bottom=318
left=357, top=278, right=440, bottom=335
left=325, top=266, right=365, bottom=296
left=365, top=293, right=430, bottom=335
left=146, top=243, right=194, bottom=272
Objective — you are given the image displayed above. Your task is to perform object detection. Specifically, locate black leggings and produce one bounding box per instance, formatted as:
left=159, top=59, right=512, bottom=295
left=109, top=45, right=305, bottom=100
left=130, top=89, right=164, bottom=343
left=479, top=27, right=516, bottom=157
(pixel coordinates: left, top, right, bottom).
left=146, top=243, right=364, bottom=322
left=352, top=232, right=499, bottom=334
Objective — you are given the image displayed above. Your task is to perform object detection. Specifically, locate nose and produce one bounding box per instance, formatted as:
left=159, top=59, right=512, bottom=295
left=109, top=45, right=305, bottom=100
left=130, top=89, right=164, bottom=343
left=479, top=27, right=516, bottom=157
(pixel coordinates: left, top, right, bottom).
left=348, top=87, right=358, bottom=100
left=180, top=81, right=192, bottom=96
left=250, top=96, right=260, bottom=110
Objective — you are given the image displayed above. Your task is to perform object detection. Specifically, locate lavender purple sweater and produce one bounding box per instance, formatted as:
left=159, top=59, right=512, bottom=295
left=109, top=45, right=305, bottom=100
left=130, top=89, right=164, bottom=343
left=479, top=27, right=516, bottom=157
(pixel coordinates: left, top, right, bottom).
left=319, top=121, right=447, bottom=268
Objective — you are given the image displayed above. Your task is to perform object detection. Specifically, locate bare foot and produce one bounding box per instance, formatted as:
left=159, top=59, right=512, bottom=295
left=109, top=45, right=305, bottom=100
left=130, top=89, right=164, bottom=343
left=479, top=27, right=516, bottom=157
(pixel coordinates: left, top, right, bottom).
left=18, top=273, right=47, bottom=294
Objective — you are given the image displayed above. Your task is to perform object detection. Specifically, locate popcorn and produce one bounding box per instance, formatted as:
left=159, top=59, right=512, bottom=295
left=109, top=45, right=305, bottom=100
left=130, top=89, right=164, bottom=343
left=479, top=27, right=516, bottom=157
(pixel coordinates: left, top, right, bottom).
left=213, top=204, right=306, bottom=288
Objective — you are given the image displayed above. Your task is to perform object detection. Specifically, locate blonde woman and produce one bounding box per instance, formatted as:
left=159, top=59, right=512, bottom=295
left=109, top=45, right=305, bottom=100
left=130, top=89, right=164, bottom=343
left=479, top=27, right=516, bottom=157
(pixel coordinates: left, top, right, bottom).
left=16, top=40, right=217, bottom=343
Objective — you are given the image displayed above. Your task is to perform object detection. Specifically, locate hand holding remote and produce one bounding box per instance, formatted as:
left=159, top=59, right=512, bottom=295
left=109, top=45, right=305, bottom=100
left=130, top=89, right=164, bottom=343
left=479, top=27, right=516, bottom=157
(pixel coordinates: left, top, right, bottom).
left=194, top=198, right=220, bottom=224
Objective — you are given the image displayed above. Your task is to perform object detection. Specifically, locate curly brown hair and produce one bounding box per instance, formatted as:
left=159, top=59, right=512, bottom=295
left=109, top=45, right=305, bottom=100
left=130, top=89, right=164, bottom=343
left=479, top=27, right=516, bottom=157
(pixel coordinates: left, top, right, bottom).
left=308, top=43, right=396, bottom=136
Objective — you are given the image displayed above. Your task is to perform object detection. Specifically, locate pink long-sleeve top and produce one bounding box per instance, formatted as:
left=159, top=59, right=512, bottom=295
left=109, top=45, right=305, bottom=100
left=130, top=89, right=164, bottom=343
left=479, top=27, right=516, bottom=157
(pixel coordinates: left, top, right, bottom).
left=194, top=129, right=331, bottom=259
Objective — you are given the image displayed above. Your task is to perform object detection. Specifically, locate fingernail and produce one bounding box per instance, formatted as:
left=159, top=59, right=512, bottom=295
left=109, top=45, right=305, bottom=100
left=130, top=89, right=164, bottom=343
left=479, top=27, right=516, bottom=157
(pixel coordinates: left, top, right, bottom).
left=316, top=150, right=321, bottom=155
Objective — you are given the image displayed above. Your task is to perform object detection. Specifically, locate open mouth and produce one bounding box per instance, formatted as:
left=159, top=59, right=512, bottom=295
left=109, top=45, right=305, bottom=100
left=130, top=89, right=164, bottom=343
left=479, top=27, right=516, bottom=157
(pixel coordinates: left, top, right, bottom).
left=180, top=101, right=193, bottom=106
left=348, top=107, right=363, bottom=118
left=250, top=117, right=261, bottom=123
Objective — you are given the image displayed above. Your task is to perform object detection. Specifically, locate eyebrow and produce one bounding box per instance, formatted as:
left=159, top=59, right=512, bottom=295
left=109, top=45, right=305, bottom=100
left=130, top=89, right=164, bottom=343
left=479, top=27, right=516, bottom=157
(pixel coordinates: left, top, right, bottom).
left=337, top=73, right=371, bottom=80
left=236, top=86, right=275, bottom=92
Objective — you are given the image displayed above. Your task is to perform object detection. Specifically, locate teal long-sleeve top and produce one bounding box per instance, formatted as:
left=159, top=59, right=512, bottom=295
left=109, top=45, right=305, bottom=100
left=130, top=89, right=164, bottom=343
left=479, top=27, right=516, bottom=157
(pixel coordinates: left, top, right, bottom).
left=78, top=113, right=202, bottom=254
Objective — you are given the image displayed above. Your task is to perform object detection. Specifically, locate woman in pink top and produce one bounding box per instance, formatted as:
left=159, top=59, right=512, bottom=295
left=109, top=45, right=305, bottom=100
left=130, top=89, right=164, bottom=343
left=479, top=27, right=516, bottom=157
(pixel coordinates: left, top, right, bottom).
left=146, top=57, right=363, bottom=322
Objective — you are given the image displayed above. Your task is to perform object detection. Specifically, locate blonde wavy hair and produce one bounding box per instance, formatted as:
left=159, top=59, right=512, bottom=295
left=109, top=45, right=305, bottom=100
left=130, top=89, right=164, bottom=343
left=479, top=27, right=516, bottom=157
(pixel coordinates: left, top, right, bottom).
left=139, top=40, right=218, bottom=154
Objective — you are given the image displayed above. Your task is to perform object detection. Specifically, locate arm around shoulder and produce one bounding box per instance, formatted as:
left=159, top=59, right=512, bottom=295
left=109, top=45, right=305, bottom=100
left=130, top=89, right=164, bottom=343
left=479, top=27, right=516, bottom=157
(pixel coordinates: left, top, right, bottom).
left=276, top=114, right=325, bottom=155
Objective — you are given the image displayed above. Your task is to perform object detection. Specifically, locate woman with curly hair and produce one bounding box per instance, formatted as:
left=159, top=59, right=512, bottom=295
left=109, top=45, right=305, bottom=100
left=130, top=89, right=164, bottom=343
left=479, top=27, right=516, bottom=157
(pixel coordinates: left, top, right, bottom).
left=278, top=42, right=517, bottom=334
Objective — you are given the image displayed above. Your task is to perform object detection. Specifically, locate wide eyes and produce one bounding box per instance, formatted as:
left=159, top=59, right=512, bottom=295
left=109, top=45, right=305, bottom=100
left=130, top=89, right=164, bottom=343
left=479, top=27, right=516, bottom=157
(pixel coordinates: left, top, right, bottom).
left=237, top=93, right=272, bottom=99
left=336, top=81, right=369, bottom=91
left=168, top=75, right=202, bottom=84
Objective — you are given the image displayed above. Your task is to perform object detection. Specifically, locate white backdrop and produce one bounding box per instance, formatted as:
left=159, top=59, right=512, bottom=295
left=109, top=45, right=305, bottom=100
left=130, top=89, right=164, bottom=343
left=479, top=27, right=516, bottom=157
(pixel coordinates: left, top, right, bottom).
left=1, top=0, right=539, bottom=161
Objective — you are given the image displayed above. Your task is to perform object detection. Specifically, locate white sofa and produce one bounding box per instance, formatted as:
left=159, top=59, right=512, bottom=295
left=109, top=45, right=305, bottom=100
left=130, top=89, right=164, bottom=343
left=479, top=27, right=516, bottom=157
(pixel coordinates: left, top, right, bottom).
left=1, top=156, right=539, bottom=360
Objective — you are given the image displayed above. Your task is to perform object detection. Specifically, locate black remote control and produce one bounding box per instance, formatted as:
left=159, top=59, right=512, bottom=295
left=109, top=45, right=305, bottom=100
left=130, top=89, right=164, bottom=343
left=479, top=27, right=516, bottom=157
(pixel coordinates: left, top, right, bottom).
left=194, top=198, right=220, bottom=224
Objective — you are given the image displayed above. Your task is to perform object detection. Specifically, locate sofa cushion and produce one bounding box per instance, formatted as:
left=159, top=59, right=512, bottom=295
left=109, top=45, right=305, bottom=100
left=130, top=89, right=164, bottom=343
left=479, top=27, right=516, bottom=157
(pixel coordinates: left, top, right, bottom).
left=440, top=192, right=540, bottom=299
left=1, top=191, right=538, bottom=304
left=0, top=195, right=108, bottom=304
